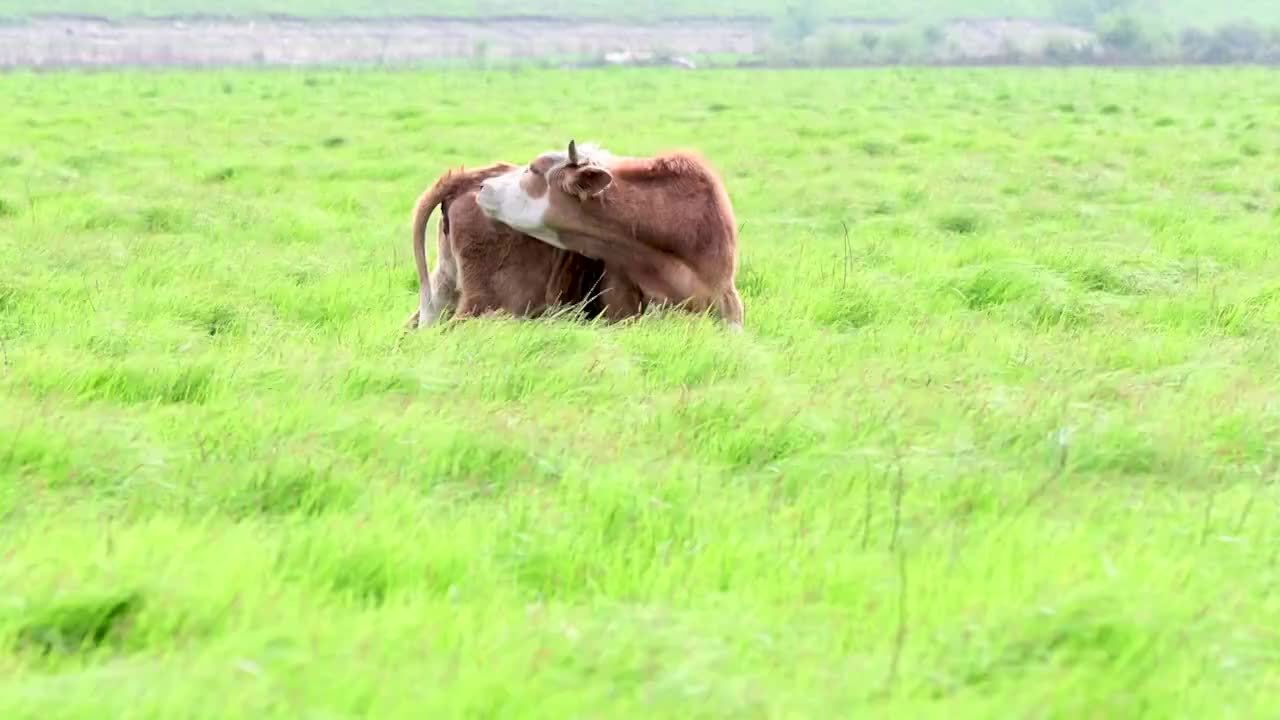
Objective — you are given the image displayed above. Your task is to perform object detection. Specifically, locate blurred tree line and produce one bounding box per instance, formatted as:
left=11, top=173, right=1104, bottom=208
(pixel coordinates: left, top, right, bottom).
left=763, top=0, right=1280, bottom=66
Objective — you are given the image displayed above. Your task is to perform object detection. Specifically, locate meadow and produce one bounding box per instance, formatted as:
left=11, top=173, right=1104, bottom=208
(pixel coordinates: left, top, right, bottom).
left=1, top=66, right=1279, bottom=716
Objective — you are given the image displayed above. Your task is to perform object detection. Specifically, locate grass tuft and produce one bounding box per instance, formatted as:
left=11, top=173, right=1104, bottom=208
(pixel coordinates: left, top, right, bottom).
left=936, top=211, right=982, bottom=234
left=12, top=593, right=143, bottom=657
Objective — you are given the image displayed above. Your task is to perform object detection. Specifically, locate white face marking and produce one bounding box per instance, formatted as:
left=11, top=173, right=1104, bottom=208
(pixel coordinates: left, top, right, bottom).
left=476, top=170, right=564, bottom=249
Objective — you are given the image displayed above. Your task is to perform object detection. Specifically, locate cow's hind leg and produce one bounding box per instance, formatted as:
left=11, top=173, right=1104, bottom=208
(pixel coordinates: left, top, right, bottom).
left=453, top=269, right=499, bottom=321
left=717, top=286, right=744, bottom=332
left=455, top=292, right=500, bottom=319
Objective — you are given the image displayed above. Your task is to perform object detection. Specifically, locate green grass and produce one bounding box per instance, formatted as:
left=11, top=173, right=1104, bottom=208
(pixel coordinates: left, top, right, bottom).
left=2, top=66, right=1280, bottom=716
left=1, top=0, right=1276, bottom=28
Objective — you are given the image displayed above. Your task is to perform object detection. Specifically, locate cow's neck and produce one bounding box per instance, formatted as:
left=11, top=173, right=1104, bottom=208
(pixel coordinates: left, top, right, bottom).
left=585, top=184, right=687, bottom=253
left=558, top=229, right=709, bottom=305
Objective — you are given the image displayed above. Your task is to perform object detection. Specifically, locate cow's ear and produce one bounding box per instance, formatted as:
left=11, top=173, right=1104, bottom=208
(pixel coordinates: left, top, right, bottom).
left=569, top=166, right=612, bottom=198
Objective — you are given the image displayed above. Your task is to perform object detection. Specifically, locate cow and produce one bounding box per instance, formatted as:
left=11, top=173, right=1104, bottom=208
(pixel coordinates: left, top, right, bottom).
left=405, top=161, right=644, bottom=331
left=474, top=140, right=744, bottom=330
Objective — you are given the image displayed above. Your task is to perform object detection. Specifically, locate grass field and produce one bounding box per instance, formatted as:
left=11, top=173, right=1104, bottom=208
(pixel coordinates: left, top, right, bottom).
left=1, top=0, right=1276, bottom=28
left=2, top=66, right=1280, bottom=716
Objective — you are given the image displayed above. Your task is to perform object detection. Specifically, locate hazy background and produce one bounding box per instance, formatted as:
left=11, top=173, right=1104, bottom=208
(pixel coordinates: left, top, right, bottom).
left=1, top=1, right=1276, bottom=68
left=0, top=0, right=1274, bottom=26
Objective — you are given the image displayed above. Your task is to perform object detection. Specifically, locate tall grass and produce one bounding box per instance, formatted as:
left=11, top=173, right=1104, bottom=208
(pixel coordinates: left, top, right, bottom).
left=1, top=67, right=1278, bottom=716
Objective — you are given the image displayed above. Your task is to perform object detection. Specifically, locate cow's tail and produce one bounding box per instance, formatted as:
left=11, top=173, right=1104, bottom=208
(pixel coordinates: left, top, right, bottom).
left=409, top=162, right=517, bottom=329
left=411, top=180, right=447, bottom=328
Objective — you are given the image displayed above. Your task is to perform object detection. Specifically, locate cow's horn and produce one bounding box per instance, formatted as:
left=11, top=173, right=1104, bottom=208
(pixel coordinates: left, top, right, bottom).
left=568, top=139, right=578, bottom=165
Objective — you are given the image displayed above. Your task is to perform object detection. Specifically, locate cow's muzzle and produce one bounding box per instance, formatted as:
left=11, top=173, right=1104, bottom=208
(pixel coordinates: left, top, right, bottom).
left=475, top=180, right=499, bottom=216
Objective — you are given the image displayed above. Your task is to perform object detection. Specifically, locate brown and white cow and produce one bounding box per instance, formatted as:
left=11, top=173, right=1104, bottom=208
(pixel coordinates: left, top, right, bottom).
left=474, top=141, right=744, bottom=330
left=406, top=162, right=643, bottom=330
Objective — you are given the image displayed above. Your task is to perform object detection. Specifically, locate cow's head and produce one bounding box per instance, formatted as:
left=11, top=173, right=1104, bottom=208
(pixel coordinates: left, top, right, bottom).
left=476, top=140, right=613, bottom=244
